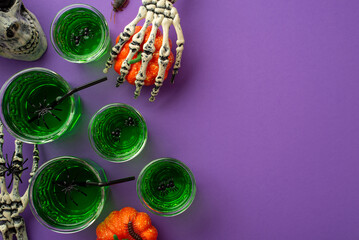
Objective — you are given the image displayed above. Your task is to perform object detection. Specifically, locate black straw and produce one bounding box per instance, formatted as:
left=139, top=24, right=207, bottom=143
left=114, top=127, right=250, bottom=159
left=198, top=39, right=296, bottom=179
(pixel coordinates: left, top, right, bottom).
left=75, top=176, right=136, bottom=187
left=54, top=77, right=108, bottom=107
left=28, top=77, right=107, bottom=124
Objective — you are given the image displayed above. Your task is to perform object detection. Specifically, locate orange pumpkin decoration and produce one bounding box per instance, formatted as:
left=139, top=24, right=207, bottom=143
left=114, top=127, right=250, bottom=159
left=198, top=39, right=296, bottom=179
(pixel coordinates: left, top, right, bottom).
left=96, top=207, right=158, bottom=240
left=114, top=26, right=175, bottom=86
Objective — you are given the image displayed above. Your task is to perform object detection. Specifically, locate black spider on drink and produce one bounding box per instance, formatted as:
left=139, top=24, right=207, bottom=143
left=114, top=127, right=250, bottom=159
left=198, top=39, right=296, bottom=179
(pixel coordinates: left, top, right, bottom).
left=53, top=168, right=87, bottom=206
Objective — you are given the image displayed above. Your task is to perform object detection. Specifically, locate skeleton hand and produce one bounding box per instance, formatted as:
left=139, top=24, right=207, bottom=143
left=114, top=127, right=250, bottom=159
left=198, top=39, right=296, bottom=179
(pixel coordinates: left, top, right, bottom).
left=103, top=0, right=184, bottom=102
left=0, top=122, right=40, bottom=240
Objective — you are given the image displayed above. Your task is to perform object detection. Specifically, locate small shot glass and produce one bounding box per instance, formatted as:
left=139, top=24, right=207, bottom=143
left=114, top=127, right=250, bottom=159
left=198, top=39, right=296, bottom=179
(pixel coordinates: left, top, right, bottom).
left=137, top=158, right=196, bottom=217
left=88, top=103, right=147, bottom=162
left=50, top=4, right=110, bottom=63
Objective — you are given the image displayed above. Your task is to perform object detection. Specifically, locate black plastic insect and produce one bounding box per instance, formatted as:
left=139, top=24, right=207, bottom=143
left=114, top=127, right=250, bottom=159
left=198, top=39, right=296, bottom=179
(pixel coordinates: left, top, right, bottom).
left=0, top=162, right=7, bottom=178
left=28, top=77, right=108, bottom=129
left=73, top=27, right=91, bottom=46
left=127, top=221, right=143, bottom=240
left=124, top=117, right=136, bottom=127
left=29, top=98, right=62, bottom=129
left=5, top=153, right=28, bottom=188
left=54, top=168, right=87, bottom=206
left=111, top=128, right=122, bottom=141
left=157, top=179, right=177, bottom=196
left=0, top=0, right=13, bottom=10
left=111, top=0, right=129, bottom=22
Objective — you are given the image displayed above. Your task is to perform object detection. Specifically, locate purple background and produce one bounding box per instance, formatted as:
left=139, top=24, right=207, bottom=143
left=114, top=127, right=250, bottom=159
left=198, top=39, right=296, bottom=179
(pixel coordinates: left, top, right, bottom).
left=1, top=0, right=359, bottom=239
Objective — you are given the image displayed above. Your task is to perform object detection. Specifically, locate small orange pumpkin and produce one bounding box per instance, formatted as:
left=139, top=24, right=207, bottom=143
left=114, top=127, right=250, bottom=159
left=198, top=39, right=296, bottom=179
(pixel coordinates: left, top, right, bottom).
left=114, top=26, right=174, bottom=86
left=96, top=207, right=158, bottom=240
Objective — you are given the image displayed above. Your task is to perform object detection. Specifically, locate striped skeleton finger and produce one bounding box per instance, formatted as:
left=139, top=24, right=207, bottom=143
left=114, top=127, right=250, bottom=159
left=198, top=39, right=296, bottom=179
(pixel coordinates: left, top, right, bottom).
left=134, top=0, right=166, bottom=98
left=149, top=4, right=174, bottom=102
left=171, top=12, right=184, bottom=83
left=103, top=5, right=147, bottom=73
left=117, top=6, right=155, bottom=86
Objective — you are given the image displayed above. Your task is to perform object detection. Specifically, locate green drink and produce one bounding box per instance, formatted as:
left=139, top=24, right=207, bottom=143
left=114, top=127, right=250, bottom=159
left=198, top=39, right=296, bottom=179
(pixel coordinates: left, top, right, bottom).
left=137, top=158, right=196, bottom=217
left=51, top=4, right=110, bottom=63
left=0, top=68, right=80, bottom=144
left=29, top=156, right=107, bottom=233
left=89, top=103, right=147, bottom=162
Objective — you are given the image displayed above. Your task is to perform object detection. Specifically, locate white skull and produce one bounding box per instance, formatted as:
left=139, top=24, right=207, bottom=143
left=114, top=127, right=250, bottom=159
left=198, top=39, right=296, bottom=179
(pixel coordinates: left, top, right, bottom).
left=0, top=0, right=47, bottom=61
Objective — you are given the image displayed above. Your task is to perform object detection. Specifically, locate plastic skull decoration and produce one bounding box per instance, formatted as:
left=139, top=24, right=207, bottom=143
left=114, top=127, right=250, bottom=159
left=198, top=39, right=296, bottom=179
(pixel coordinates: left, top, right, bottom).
left=0, top=0, right=47, bottom=61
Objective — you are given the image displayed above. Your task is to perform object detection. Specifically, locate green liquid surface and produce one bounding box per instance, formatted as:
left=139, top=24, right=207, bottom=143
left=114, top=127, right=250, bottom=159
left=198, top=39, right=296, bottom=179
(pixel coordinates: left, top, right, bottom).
left=1, top=70, right=77, bottom=142
left=90, top=105, right=147, bottom=161
left=54, top=7, right=107, bottom=60
left=139, top=159, right=195, bottom=215
left=31, top=158, right=106, bottom=230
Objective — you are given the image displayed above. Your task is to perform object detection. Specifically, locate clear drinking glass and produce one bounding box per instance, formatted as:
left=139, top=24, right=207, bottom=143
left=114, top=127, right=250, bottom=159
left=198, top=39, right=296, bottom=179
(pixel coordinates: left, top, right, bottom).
left=29, top=156, right=107, bottom=233
left=137, top=158, right=196, bottom=217
left=0, top=67, right=80, bottom=144
left=50, top=4, right=110, bottom=63
left=89, top=103, right=147, bottom=162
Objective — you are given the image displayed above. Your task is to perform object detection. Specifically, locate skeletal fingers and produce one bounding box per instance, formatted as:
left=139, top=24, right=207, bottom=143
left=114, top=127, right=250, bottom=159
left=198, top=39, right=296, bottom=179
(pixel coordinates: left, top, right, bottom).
left=29, top=145, right=39, bottom=179
left=0, top=121, right=6, bottom=194
left=133, top=47, right=154, bottom=98
left=134, top=72, right=146, bottom=99
left=112, top=0, right=181, bottom=101
left=150, top=14, right=172, bottom=102
left=118, top=11, right=154, bottom=84
left=103, top=6, right=147, bottom=73
left=133, top=0, right=165, bottom=98
left=18, top=144, right=40, bottom=212
left=14, top=216, right=28, bottom=240
left=116, top=76, right=125, bottom=87
left=172, top=12, right=184, bottom=84
left=10, top=140, right=23, bottom=198
left=149, top=82, right=162, bottom=102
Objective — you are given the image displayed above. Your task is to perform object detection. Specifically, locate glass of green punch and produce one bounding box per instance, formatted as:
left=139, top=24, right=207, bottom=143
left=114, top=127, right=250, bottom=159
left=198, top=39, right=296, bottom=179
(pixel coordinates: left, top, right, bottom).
left=50, top=4, right=110, bottom=63
left=89, top=103, right=147, bottom=162
left=0, top=68, right=80, bottom=144
left=29, top=156, right=107, bottom=233
left=137, top=158, right=196, bottom=217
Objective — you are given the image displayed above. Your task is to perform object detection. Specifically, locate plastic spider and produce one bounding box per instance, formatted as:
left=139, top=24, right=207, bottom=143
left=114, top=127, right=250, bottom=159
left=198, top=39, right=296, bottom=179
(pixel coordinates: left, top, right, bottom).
left=29, top=98, right=62, bottom=129
left=54, top=168, right=87, bottom=207
left=5, top=153, right=28, bottom=188
left=111, top=128, right=122, bottom=141
left=157, top=178, right=177, bottom=196
left=124, top=117, right=136, bottom=127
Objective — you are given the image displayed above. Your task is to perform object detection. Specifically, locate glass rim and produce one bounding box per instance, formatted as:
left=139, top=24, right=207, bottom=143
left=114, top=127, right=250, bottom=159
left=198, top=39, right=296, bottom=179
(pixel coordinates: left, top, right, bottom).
left=88, top=103, right=147, bottom=163
left=0, top=67, right=77, bottom=144
left=29, top=156, right=106, bottom=233
left=136, top=158, right=196, bottom=217
left=50, top=3, right=110, bottom=63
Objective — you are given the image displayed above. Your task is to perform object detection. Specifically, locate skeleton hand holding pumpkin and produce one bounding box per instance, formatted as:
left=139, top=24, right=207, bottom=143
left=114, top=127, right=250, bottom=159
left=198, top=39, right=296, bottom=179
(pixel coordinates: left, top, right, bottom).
left=104, top=0, right=184, bottom=102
